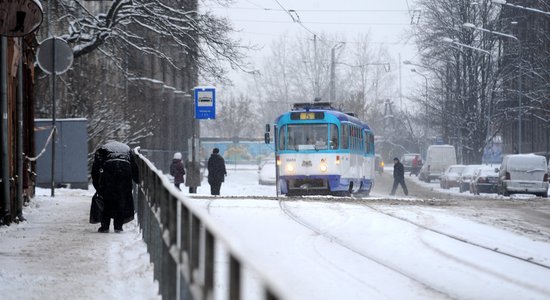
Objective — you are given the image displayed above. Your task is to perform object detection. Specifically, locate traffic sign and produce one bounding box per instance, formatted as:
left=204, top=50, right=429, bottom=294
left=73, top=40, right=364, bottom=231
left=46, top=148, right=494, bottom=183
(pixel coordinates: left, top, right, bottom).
left=36, top=37, right=74, bottom=75
left=0, top=0, right=43, bottom=37
left=194, top=87, right=216, bottom=119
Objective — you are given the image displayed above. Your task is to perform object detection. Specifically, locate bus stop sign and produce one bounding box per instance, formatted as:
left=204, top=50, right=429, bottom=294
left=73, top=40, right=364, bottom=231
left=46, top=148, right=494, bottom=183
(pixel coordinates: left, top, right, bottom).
left=194, top=87, right=216, bottom=119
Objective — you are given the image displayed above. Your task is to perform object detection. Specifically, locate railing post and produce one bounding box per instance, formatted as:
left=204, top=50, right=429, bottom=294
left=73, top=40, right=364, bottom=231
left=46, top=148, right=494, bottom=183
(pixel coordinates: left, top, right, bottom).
left=204, top=230, right=215, bottom=299
left=229, top=255, right=241, bottom=300
left=190, top=214, right=200, bottom=282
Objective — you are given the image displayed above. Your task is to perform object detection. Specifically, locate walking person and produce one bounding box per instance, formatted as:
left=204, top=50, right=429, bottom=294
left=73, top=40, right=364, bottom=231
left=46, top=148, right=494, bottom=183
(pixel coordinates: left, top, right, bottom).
left=207, top=148, right=227, bottom=195
left=90, top=141, right=139, bottom=233
left=185, top=158, right=201, bottom=193
left=170, top=152, right=185, bottom=190
left=390, top=157, right=408, bottom=196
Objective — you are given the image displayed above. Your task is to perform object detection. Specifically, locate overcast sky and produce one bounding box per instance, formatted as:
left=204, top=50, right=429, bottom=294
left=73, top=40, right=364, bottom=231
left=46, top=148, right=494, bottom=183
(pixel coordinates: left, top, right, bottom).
left=204, top=0, right=421, bottom=100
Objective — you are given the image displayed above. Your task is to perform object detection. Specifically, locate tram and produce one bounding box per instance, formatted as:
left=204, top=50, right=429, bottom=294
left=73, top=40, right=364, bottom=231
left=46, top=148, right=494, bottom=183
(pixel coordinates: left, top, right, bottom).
left=273, top=102, right=375, bottom=196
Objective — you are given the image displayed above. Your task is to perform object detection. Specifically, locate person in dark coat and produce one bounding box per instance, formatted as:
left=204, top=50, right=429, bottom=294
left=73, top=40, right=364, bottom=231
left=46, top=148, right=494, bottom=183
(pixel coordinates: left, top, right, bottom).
left=170, top=152, right=185, bottom=190
left=91, top=141, right=139, bottom=233
left=207, top=148, right=227, bottom=195
left=390, top=157, right=408, bottom=196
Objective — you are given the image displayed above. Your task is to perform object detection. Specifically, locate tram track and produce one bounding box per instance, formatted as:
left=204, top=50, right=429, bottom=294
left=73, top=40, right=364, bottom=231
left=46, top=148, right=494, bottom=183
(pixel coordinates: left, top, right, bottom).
left=277, top=198, right=455, bottom=299
left=196, top=194, right=550, bottom=271
left=198, top=194, right=550, bottom=298
left=361, top=203, right=550, bottom=271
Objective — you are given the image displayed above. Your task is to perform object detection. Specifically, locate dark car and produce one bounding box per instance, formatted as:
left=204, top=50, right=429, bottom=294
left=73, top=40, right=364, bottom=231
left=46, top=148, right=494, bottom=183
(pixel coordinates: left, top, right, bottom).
left=470, top=165, right=499, bottom=195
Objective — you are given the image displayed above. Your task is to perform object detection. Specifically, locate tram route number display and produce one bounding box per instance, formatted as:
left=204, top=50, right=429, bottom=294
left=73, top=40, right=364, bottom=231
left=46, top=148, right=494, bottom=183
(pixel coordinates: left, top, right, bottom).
left=290, top=112, right=324, bottom=120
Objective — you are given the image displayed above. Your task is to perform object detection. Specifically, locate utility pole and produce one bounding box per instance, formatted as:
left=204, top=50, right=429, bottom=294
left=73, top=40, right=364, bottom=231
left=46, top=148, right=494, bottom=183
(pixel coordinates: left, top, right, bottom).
left=399, top=53, right=403, bottom=111
left=314, top=34, right=320, bottom=99
left=329, top=42, right=344, bottom=103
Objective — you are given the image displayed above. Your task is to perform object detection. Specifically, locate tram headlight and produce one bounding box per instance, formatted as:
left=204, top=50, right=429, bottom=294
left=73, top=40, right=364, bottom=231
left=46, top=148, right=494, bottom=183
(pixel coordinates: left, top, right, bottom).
left=286, top=163, right=295, bottom=173
left=320, top=163, right=328, bottom=173
left=335, top=155, right=341, bottom=165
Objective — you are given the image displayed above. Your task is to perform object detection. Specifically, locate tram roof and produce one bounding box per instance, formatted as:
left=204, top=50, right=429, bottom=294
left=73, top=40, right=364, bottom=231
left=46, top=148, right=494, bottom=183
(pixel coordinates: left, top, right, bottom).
left=276, top=102, right=371, bottom=130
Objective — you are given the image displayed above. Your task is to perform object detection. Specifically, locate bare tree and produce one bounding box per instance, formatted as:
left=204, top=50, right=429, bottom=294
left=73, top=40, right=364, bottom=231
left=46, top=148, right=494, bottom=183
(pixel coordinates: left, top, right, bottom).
left=53, top=0, right=246, bottom=81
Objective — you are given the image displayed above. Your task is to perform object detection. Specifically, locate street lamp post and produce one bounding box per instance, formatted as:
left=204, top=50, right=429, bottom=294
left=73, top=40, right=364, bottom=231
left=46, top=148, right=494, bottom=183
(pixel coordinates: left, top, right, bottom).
left=410, top=68, right=429, bottom=155
left=462, top=23, right=522, bottom=153
left=491, top=0, right=550, bottom=16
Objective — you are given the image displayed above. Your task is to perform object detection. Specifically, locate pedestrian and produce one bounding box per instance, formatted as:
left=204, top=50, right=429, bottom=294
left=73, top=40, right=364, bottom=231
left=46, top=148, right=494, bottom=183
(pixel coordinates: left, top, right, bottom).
left=170, top=152, right=185, bottom=190
left=185, top=158, right=202, bottom=193
left=90, top=141, right=139, bottom=233
left=410, top=155, right=421, bottom=176
left=207, top=148, right=227, bottom=195
left=390, top=157, right=408, bottom=196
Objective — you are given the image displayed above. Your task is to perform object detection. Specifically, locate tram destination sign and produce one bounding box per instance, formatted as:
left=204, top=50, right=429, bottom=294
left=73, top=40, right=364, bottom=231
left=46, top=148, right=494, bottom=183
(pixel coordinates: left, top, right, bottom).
left=290, top=112, right=324, bottom=120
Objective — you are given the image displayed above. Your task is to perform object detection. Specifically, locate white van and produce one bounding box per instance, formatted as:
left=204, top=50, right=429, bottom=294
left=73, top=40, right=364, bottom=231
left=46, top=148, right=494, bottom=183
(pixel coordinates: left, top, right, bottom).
left=419, top=145, right=457, bottom=182
left=497, top=154, right=548, bottom=197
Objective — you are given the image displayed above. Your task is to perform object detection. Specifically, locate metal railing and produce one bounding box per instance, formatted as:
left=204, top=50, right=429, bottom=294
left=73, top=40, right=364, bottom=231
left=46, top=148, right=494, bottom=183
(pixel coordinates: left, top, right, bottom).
left=133, top=148, right=288, bottom=300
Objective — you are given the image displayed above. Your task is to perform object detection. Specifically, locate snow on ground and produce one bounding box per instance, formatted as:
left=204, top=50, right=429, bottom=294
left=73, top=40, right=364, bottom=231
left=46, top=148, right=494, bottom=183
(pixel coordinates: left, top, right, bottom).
left=3, top=165, right=550, bottom=299
left=0, top=187, right=160, bottom=300
left=177, top=167, right=550, bottom=299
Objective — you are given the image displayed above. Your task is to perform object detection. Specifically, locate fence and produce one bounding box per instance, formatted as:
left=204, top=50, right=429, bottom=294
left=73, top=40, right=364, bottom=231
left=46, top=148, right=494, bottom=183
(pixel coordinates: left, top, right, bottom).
left=134, top=148, right=288, bottom=300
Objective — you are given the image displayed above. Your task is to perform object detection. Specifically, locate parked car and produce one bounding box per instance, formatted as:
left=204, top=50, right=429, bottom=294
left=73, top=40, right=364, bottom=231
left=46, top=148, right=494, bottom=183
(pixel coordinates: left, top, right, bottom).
left=258, top=160, right=277, bottom=185
left=419, top=145, right=457, bottom=182
left=470, top=165, right=499, bottom=195
left=439, top=164, right=466, bottom=189
left=497, top=154, right=549, bottom=197
left=401, top=153, right=421, bottom=173
left=458, top=165, right=482, bottom=193
left=375, top=154, right=384, bottom=175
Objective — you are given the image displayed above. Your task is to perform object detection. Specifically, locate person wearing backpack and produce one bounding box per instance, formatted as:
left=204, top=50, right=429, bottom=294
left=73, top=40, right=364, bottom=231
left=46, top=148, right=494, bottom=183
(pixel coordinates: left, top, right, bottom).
left=90, top=141, right=139, bottom=233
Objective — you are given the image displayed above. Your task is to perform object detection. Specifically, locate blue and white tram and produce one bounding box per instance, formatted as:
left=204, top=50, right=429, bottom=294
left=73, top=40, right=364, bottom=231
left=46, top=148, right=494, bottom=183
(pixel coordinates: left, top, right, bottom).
left=274, top=102, right=375, bottom=196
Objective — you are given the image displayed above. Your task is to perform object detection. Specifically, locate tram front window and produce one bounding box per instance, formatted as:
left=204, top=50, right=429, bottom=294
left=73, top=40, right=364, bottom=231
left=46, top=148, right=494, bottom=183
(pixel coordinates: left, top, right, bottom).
left=287, top=124, right=329, bottom=150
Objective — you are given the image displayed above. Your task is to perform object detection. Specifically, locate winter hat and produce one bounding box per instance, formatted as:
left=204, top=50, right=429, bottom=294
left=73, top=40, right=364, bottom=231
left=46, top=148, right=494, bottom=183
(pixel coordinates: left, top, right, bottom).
left=173, top=152, right=182, bottom=160
left=393, top=157, right=399, bottom=161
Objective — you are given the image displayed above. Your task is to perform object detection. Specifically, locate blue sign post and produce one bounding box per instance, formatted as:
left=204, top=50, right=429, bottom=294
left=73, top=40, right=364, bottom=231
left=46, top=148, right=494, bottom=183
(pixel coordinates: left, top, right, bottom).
left=194, top=87, right=216, bottom=119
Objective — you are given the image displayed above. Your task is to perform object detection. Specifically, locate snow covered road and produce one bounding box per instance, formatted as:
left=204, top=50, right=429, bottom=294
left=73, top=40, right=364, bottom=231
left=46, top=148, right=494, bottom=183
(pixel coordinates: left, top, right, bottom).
left=192, top=197, right=550, bottom=300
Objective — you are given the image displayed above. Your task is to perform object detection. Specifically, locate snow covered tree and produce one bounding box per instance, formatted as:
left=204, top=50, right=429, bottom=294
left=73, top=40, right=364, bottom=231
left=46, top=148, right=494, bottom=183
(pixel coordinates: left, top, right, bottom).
left=411, top=0, right=501, bottom=163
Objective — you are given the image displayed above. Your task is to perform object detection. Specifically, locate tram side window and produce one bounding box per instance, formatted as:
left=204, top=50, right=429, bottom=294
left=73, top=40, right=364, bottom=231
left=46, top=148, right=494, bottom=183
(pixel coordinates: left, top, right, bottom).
left=369, top=133, right=375, bottom=154
left=342, top=124, right=349, bottom=149
left=330, top=124, right=339, bottom=149
left=364, top=132, right=374, bottom=154
left=278, top=125, right=286, bottom=150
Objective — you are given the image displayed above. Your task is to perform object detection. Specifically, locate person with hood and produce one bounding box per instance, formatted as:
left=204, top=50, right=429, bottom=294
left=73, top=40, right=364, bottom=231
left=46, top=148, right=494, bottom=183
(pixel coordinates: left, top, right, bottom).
left=390, top=157, right=408, bottom=196
left=207, top=148, right=227, bottom=195
left=90, top=141, right=139, bottom=233
left=170, top=152, right=185, bottom=190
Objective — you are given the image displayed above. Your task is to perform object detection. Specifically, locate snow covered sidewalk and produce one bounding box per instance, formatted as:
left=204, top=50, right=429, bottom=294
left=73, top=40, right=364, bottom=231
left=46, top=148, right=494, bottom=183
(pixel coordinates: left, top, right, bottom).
left=0, top=187, right=160, bottom=300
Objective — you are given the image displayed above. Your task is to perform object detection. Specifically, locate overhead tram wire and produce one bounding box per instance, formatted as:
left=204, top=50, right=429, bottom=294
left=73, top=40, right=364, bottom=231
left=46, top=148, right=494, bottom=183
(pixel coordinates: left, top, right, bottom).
left=224, top=7, right=413, bottom=13
left=272, top=0, right=319, bottom=38
left=231, top=19, right=410, bottom=26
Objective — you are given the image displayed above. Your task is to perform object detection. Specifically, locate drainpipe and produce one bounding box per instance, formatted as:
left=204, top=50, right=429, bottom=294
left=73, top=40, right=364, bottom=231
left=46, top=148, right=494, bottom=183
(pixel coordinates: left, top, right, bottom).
left=1, top=37, right=10, bottom=222
left=16, top=38, right=24, bottom=220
